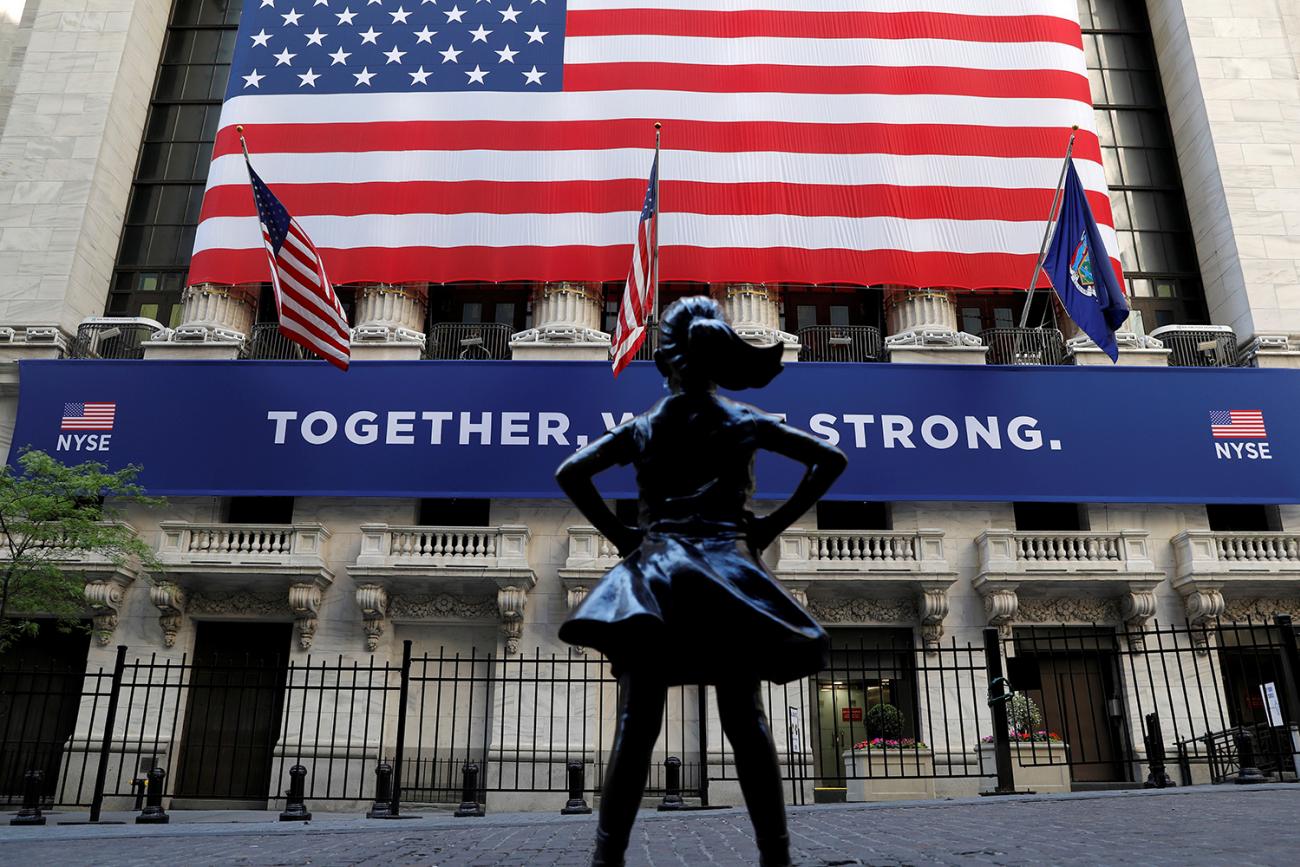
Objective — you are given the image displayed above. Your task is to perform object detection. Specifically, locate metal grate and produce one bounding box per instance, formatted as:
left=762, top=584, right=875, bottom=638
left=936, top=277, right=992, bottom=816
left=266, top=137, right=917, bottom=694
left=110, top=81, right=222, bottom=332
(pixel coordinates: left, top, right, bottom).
left=1149, top=325, right=1240, bottom=367
left=981, top=328, right=1069, bottom=366
left=796, top=325, right=882, bottom=362
left=424, top=322, right=513, bottom=360
left=242, top=323, right=311, bottom=360
left=69, top=318, right=168, bottom=359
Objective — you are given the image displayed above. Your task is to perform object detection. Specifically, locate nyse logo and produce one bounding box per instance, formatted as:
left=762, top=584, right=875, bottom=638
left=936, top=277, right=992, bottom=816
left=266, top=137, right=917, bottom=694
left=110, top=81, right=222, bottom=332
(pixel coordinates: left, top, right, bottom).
left=1210, top=410, right=1271, bottom=461
left=56, top=401, right=115, bottom=452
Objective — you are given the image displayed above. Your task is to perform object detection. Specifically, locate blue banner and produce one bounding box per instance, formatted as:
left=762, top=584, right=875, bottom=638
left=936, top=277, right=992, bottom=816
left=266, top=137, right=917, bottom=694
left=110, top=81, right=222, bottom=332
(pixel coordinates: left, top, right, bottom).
left=9, top=359, right=1300, bottom=503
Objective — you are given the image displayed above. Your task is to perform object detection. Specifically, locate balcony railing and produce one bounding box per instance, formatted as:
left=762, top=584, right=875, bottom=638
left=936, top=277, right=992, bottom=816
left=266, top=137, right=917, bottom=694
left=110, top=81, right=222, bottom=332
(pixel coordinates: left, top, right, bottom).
left=1149, top=325, right=1241, bottom=368
left=796, top=325, right=882, bottom=363
left=776, top=528, right=948, bottom=573
left=424, top=322, right=512, bottom=360
left=1173, top=530, right=1300, bottom=578
left=156, top=521, right=331, bottom=568
left=69, top=317, right=168, bottom=359
left=243, top=322, right=312, bottom=360
left=976, top=529, right=1156, bottom=576
left=354, top=523, right=531, bottom=570
left=981, top=327, right=1068, bottom=366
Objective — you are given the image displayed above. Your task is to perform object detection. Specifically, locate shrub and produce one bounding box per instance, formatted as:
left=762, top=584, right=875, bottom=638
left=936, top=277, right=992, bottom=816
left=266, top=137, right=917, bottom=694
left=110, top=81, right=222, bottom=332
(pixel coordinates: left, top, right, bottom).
left=1007, top=694, right=1044, bottom=737
left=864, top=702, right=904, bottom=739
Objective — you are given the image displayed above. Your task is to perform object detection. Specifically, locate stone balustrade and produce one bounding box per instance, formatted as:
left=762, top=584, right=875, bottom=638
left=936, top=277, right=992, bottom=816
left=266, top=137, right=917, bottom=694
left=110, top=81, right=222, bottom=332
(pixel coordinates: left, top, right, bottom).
left=1171, top=531, right=1300, bottom=631
left=776, top=528, right=946, bottom=573
left=973, top=529, right=1163, bottom=638
left=158, top=521, right=330, bottom=567
left=350, top=523, right=536, bottom=655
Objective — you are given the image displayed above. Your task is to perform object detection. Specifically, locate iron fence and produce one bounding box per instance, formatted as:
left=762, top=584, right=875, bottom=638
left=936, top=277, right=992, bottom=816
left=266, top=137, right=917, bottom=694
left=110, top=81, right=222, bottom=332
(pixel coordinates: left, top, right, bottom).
left=981, top=327, right=1069, bottom=366
left=243, top=322, right=312, bottom=360
left=1, top=616, right=1297, bottom=815
left=68, top=318, right=168, bottom=360
left=425, top=322, right=513, bottom=360
left=796, top=326, right=883, bottom=363
left=1149, top=325, right=1242, bottom=367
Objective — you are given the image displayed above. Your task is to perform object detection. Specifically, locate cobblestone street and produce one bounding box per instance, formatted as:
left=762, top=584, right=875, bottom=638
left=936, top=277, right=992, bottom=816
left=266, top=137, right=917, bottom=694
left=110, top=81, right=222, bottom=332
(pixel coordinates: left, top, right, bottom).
left=1, top=785, right=1297, bottom=866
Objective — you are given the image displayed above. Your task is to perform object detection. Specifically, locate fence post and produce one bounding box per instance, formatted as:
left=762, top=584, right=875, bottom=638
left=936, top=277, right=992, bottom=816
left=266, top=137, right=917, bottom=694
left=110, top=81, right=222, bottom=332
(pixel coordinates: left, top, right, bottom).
left=135, top=768, right=169, bottom=824
left=279, top=765, right=311, bottom=821
left=982, top=627, right=1018, bottom=795
left=367, top=763, right=393, bottom=818
left=697, top=684, right=710, bottom=808
left=1234, top=731, right=1267, bottom=784
left=657, top=756, right=684, bottom=811
left=1273, top=614, right=1300, bottom=722
left=10, top=770, right=46, bottom=826
left=454, top=762, right=485, bottom=817
left=389, top=639, right=413, bottom=817
left=560, top=759, right=591, bottom=815
left=1142, top=713, right=1174, bottom=789
left=88, top=645, right=128, bottom=824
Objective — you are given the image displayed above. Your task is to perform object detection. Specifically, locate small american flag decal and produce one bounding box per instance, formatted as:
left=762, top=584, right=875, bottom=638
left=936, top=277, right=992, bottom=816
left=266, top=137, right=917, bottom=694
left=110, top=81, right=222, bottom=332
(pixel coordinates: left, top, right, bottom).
left=61, top=402, right=116, bottom=431
left=1210, top=410, right=1266, bottom=439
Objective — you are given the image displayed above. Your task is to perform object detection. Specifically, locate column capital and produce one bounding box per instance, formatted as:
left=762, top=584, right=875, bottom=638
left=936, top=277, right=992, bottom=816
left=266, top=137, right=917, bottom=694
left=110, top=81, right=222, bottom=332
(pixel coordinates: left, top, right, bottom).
left=510, top=282, right=611, bottom=360
left=351, top=283, right=427, bottom=359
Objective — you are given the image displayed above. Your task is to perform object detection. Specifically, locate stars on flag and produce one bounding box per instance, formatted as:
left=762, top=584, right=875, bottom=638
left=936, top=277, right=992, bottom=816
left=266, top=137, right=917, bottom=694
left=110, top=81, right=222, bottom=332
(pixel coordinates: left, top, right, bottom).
left=231, top=0, right=563, bottom=92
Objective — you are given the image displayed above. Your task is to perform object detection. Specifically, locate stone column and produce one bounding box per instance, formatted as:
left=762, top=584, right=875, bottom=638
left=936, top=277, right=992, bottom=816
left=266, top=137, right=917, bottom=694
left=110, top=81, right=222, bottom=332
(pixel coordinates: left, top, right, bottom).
left=142, top=283, right=258, bottom=359
left=510, top=282, right=610, bottom=361
left=1066, top=315, right=1171, bottom=366
left=709, top=283, right=800, bottom=362
left=883, top=287, right=987, bottom=364
left=351, top=283, right=427, bottom=360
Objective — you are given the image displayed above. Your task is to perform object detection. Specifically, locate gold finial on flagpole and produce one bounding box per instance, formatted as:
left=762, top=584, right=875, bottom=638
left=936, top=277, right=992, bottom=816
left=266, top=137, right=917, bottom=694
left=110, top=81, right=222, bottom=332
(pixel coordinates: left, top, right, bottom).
left=655, top=121, right=661, bottom=130
left=236, top=125, right=251, bottom=161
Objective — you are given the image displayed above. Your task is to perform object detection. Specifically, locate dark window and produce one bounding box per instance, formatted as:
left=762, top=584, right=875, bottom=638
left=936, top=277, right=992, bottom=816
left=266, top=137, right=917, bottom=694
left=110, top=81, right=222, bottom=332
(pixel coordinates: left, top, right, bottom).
left=783, top=288, right=882, bottom=333
left=1013, top=502, right=1090, bottom=532
left=109, top=0, right=243, bottom=324
left=1078, top=0, right=1208, bottom=330
left=1206, top=504, right=1282, bottom=532
left=418, top=498, right=491, bottom=527
left=817, top=501, right=891, bottom=531
left=225, top=496, right=295, bottom=524
left=428, top=284, right=531, bottom=332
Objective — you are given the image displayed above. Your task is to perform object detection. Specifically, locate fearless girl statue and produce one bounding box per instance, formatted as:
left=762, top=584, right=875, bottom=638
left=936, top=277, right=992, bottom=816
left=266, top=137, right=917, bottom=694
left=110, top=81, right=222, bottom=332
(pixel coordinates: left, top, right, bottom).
left=556, top=296, right=848, bottom=867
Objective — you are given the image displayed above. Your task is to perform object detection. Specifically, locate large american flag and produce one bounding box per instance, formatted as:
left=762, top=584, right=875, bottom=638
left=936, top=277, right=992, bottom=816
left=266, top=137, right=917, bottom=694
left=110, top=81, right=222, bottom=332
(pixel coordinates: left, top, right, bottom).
left=189, top=0, right=1118, bottom=289
left=247, top=160, right=352, bottom=369
left=612, top=154, right=657, bottom=374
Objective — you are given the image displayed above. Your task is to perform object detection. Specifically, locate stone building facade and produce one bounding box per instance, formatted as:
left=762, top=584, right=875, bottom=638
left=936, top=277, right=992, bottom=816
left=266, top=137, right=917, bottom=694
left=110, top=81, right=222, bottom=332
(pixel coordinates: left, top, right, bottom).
left=1, top=0, right=1299, bottom=811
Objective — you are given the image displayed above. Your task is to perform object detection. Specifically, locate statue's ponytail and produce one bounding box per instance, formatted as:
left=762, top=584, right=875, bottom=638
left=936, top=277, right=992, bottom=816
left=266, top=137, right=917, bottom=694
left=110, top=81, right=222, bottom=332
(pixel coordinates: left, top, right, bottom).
left=657, top=296, right=784, bottom=391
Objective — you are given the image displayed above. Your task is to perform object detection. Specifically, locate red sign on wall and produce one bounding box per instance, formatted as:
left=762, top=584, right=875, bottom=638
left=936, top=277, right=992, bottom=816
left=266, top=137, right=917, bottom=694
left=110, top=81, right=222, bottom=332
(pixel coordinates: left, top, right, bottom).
left=841, top=707, right=863, bottom=722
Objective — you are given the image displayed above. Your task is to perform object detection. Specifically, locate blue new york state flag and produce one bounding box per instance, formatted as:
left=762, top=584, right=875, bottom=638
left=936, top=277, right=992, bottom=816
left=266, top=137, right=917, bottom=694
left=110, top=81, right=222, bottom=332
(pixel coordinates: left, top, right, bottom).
left=1043, top=162, right=1130, bottom=361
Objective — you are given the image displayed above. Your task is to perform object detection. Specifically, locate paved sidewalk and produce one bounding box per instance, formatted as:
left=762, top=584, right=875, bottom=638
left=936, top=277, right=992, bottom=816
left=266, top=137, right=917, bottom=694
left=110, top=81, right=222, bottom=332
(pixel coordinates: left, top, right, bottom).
left=2, top=785, right=1298, bottom=866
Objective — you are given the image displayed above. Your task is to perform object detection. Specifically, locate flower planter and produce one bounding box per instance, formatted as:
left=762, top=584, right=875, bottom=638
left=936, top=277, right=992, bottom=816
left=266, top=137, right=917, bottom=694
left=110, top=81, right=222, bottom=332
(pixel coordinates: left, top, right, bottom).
left=977, top=742, right=1071, bottom=794
left=841, top=748, right=936, bottom=802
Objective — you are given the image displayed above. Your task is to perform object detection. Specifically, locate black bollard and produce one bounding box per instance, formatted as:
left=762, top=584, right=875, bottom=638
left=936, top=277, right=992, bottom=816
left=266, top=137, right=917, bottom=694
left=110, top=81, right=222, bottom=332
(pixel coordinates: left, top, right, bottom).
left=135, top=768, right=170, bottom=824
left=1234, top=731, right=1267, bottom=784
left=279, top=764, right=312, bottom=821
left=453, top=762, right=485, bottom=817
left=657, top=756, right=684, bottom=811
left=561, top=759, right=592, bottom=815
left=10, top=770, right=45, bottom=826
left=367, top=763, right=394, bottom=819
left=1142, top=713, right=1174, bottom=789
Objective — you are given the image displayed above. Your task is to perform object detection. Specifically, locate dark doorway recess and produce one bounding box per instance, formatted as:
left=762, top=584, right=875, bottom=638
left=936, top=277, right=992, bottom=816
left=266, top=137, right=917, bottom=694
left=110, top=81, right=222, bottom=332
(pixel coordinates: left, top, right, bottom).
left=0, top=622, right=91, bottom=805
left=173, top=621, right=292, bottom=806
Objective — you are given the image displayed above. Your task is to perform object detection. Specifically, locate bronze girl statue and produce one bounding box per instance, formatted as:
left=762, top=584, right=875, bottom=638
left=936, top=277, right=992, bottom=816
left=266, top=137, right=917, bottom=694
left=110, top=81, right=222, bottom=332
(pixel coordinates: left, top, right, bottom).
left=557, top=296, right=848, bottom=867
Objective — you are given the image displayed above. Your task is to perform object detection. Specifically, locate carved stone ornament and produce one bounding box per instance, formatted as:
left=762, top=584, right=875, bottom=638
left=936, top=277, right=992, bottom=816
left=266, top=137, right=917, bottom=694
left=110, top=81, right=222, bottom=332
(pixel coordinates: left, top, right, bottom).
left=84, top=580, right=127, bottom=647
left=566, top=585, right=591, bottom=611
left=807, top=597, right=917, bottom=625
left=498, top=585, right=528, bottom=656
left=187, top=590, right=286, bottom=617
left=918, top=585, right=950, bottom=651
left=1183, top=586, right=1226, bottom=653
left=1121, top=586, right=1159, bottom=650
left=787, top=587, right=809, bottom=609
left=1222, top=597, right=1300, bottom=623
left=149, top=581, right=187, bottom=648
left=289, top=583, right=324, bottom=651
left=981, top=587, right=1019, bottom=638
left=356, top=584, right=389, bottom=652
left=1016, top=596, right=1122, bottom=625
left=387, top=593, right=498, bottom=621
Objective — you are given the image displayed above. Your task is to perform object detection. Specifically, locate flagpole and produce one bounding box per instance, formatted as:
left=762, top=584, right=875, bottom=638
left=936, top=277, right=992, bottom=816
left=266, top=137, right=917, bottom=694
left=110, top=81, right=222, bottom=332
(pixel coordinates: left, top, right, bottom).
left=236, top=124, right=252, bottom=164
left=652, top=121, right=662, bottom=329
left=1019, top=125, right=1078, bottom=330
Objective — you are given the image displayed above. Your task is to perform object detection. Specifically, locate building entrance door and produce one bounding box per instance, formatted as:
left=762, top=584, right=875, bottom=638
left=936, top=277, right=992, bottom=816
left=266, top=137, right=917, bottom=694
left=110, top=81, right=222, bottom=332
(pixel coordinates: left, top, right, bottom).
left=174, top=622, right=292, bottom=806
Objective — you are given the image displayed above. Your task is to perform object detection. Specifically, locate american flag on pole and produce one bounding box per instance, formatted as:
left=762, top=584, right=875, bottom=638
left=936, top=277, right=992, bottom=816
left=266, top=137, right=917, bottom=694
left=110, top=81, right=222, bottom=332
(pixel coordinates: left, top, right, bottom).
left=611, top=154, right=658, bottom=375
left=1210, top=411, right=1267, bottom=440
left=189, top=0, right=1118, bottom=290
left=61, top=402, right=116, bottom=432
left=245, top=156, right=352, bottom=370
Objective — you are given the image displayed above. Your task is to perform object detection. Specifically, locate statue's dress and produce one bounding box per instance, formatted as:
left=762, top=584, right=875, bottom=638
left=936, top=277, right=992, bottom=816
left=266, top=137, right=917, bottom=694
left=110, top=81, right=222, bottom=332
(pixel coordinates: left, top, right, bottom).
left=559, top=392, right=829, bottom=685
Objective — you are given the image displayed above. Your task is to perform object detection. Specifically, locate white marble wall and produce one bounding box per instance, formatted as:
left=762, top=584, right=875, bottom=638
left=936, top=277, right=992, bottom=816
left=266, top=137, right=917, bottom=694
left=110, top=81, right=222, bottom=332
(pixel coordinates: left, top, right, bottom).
left=0, top=0, right=170, bottom=334
left=1148, top=0, right=1300, bottom=342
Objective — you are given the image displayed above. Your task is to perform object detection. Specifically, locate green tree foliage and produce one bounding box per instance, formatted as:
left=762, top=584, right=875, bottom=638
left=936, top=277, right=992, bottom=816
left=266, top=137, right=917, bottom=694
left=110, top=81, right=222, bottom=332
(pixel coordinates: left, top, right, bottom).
left=865, top=702, right=904, bottom=739
left=0, top=449, right=161, bottom=650
left=1008, top=693, right=1045, bottom=736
